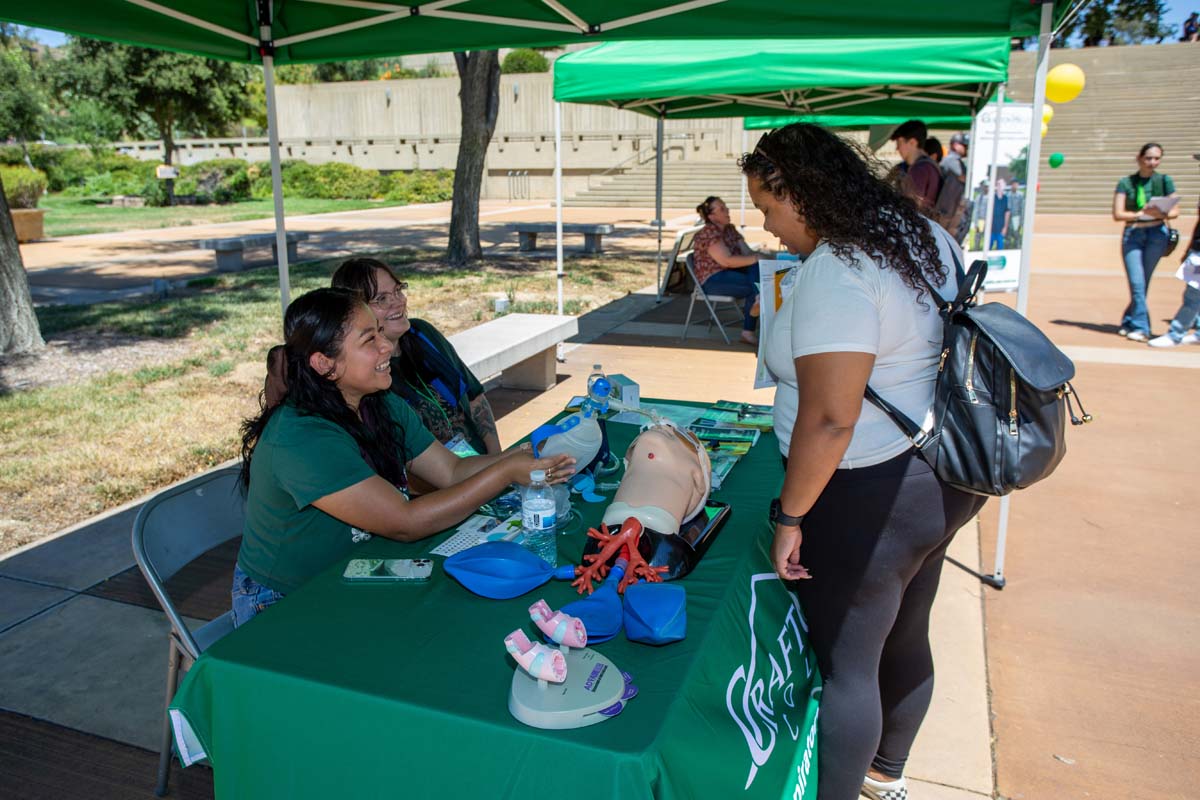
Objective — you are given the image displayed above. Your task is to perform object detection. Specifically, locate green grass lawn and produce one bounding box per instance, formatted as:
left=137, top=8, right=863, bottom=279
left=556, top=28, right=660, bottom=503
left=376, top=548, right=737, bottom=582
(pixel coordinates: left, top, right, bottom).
left=40, top=195, right=417, bottom=237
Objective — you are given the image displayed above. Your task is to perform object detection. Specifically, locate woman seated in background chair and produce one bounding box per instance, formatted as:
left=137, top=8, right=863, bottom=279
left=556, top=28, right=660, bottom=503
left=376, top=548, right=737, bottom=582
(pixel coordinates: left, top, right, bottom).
left=234, top=288, right=574, bottom=627
left=332, top=257, right=502, bottom=456
left=692, top=195, right=766, bottom=346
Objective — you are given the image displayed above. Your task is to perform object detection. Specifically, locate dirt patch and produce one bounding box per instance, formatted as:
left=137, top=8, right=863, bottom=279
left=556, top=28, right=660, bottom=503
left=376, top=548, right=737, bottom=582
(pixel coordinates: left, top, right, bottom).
left=0, top=330, right=197, bottom=394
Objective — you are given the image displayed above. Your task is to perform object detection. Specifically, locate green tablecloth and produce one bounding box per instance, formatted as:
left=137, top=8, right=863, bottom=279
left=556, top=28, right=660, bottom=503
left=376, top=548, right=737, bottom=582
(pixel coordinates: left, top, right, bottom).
left=171, top=403, right=821, bottom=799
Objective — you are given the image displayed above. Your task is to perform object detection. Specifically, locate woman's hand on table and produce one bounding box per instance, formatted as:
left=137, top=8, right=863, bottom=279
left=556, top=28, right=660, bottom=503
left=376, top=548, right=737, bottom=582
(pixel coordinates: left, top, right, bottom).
left=772, top=522, right=811, bottom=581
left=508, top=452, right=576, bottom=485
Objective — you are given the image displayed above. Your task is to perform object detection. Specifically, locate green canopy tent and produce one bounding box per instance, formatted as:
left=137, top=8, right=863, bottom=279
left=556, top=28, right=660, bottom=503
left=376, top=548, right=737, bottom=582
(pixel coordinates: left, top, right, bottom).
left=553, top=35, right=1009, bottom=302
left=1, top=1, right=1073, bottom=319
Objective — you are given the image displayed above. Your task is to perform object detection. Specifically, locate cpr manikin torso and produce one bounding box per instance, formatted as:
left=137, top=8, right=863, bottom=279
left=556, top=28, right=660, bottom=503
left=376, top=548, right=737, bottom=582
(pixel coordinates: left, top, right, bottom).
left=602, top=425, right=711, bottom=535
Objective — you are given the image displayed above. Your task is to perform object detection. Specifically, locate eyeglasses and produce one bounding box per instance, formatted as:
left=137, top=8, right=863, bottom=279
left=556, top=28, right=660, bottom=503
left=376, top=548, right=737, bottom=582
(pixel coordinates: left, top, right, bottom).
left=368, top=282, right=408, bottom=306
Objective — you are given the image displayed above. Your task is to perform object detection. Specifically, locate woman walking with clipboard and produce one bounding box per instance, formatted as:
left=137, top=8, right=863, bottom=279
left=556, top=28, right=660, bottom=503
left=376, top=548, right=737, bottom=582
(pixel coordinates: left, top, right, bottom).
left=1112, top=142, right=1180, bottom=342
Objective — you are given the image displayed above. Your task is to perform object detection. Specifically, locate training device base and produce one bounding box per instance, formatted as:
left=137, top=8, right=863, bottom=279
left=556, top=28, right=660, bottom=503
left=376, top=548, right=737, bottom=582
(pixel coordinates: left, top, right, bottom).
left=508, top=647, right=635, bottom=729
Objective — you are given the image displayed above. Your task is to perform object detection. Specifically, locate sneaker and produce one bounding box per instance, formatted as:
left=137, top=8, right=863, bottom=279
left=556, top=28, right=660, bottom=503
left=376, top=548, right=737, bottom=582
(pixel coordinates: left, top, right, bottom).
left=1117, top=327, right=1130, bottom=337
left=861, top=775, right=907, bottom=800
left=1148, top=333, right=1182, bottom=348
left=739, top=330, right=758, bottom=346
left=1125, top=331, right=1149, bottom=343
left=1181, top=332, right=1200, bottom=345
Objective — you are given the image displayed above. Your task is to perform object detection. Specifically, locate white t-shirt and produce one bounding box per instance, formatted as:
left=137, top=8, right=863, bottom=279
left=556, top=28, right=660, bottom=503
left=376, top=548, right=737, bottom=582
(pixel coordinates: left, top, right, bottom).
left=763, top=223, right=961, bottom=468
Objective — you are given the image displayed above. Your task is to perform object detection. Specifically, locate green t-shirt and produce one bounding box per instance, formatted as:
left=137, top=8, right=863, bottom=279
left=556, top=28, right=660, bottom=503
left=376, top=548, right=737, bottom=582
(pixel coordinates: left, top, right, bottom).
left=238, top=393, right=436, bottom=594
left=1115, top=173, right=1175, bottom=213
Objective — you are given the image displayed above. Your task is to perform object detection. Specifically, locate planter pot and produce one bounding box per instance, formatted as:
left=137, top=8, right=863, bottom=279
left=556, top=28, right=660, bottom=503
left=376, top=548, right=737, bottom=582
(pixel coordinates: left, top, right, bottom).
left=11, top=208, right=45, bottom=243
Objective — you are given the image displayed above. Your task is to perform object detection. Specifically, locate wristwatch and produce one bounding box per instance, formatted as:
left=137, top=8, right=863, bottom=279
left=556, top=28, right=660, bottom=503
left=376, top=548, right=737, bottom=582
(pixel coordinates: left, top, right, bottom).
left=769, top=498, right=805, bottom=527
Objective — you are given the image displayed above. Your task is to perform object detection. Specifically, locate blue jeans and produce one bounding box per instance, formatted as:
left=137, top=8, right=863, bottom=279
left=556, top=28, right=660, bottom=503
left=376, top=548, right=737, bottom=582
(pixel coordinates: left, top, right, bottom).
left=231, top=564, right=284, bottom=627
left=1121, top=224, right=1169, bottom=335
left=701, top=262, right=760, bottom=331
left=1165, top=280, right=1200, bottom=342
left=988, top=232, right=1005, bottom=250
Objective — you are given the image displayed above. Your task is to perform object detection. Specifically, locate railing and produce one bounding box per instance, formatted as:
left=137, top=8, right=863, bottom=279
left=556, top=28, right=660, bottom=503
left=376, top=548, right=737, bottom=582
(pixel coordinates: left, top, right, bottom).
left=506, top=170, right=530, bottom=200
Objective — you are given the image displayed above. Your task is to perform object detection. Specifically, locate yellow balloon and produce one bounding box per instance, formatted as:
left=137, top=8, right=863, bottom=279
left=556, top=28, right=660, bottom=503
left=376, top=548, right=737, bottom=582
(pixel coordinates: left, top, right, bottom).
left=1041, top=121, right=1049, bottom=138
left=1042, top=103, right=1054, bottom=124
left=1045, top=64, right=1085, bottom=104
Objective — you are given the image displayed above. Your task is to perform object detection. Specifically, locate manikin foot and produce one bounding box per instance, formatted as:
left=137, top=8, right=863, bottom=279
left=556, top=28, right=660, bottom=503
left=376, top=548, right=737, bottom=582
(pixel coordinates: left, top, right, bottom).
left=529, top=599, right=588, bottom=648
left=504, top=629, right=567, bottom=683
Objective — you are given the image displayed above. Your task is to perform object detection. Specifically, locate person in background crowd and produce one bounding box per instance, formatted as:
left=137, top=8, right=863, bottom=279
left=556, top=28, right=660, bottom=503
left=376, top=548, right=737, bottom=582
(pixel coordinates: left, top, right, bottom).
left=889, top=119, right=941, bottom=213
left=234, top=288, right=574, bottom=627
left=934, top=132, right=969, bottom=240
left=742, top=123, right=986, bottom=800
left=924, top=136, right=943, bottom=164
left=691, top=195, right=768, bottom=346
left=988, top=178, right=1011, bottom=250
left=1149, top=155, right=1200, bottom=348
left=1112, top=142, right=1180, bottom=342
left=332, top=258, right=502, bottom=456
left=1182, top=12, right=1198, bottom=42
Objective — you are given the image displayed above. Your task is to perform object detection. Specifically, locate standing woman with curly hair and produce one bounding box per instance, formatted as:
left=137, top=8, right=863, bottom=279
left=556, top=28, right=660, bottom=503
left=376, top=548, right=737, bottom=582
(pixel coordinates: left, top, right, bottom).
left=741, top=123, right=987, bottom=800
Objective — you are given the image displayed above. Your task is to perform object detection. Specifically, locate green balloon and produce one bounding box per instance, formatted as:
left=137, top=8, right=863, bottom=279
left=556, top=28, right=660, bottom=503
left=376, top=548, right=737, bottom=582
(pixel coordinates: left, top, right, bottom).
left=1048, top=152, right=1065, bottom=168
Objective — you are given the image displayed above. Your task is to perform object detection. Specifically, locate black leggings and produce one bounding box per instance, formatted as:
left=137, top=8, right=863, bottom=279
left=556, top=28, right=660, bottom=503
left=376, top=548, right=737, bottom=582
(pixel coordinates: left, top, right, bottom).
left=782, top=450, right=986, bottom=800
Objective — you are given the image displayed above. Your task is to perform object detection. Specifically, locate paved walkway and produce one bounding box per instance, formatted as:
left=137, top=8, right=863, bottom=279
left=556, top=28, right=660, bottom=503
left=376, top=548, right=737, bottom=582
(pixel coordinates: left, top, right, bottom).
left=4, top=202, right=1199, bottom=798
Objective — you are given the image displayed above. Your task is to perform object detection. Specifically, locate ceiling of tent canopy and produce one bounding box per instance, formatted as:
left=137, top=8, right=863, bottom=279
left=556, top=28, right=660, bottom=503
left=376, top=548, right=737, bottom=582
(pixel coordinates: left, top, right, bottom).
left=553, top=37, right=1010, bottom=120
left=2, top=1, right=1067, bottom=64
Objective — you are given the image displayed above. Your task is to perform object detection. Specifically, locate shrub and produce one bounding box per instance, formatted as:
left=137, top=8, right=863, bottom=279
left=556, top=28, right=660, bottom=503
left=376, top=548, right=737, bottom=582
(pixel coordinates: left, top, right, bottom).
left=501, top=49, right=550, bottom=74
left=68, top=160, right=159, bottom=201
left=180, top=158, right=252, bottom=203
left=249, top=159, right=319, bottom=199
left=0, top=145, right=146, bottom=192
left=312, top=162, right=382, bottom=199
left=383, top=169, right=455, bottom=204
left=0, top=166, right=49, bottom=209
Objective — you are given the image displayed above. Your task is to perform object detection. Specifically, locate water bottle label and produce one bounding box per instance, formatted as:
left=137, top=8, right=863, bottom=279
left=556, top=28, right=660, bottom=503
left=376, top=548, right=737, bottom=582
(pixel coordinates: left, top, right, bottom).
left=523, top=509, right=556, bottom=530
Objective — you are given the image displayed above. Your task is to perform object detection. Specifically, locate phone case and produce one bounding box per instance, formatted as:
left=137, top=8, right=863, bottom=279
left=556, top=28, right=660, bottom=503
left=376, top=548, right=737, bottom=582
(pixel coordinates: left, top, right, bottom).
left=343, top=558, right=433, bottom=582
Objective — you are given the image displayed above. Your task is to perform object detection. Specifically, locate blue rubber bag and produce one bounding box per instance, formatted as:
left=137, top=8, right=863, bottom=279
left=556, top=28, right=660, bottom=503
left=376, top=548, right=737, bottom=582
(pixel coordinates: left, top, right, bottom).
left=443, top=541, right=575, bottom=600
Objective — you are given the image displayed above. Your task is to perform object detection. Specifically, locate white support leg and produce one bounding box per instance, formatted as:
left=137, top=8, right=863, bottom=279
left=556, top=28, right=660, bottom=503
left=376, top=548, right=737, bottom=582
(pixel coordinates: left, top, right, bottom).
left=261, top=6, right=290, bottom=321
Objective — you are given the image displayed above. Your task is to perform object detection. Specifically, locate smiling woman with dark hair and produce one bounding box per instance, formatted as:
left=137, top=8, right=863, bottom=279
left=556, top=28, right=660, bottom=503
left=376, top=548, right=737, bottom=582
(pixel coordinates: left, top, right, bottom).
left=332, top=257, right=502, bottom=456
left=741, top=123, right=986, bottom=800
left=233, top=288, right=573, bottom=626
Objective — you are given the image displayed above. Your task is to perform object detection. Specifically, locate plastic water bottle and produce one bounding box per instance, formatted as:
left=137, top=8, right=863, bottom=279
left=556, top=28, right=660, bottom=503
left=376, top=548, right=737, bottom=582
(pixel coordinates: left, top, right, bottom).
left=521, top=470, right=557, bottom=566
left=586, top=364, right=606, bottom=402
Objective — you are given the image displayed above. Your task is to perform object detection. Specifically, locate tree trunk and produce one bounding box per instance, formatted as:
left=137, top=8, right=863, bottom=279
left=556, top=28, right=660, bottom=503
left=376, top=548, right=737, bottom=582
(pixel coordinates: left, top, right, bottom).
left=447, top=51, right=501, bottom=267
left=0, top=174, right=45, bottom=355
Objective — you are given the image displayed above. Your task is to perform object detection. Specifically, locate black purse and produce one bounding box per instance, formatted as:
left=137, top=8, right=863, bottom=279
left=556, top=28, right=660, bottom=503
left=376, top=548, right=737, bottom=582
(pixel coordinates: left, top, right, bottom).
left=866, top=257, right=1092, bottom=497
left=1164, top=227, right=1180, bottom=258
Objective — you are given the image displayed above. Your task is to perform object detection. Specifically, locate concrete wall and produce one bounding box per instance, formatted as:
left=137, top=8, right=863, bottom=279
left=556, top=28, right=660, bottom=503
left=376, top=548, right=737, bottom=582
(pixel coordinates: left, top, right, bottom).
left=114, top=72, right=750, bottom=200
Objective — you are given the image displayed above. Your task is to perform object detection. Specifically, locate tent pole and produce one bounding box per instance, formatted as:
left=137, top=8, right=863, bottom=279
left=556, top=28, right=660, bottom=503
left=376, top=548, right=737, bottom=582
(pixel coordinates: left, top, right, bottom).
left=654, top=114, right=664, bottom=303
left=554, top=101, right=564, bottom=318
left=981, top=84, right=1004, bottom=260
left=739, top=127, right=747, bottom=229
left=1017, top=3, right=1053, bottom=317
left=260, top=3, right=290, bottom=320
left=987, top=2, right=1054, bottom=592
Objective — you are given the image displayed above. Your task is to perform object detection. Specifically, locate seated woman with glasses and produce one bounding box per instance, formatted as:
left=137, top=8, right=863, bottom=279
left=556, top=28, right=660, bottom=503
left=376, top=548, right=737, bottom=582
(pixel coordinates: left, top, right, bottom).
left=331, top=257, right=502, bottom=457
left=692, top=196, right=768, bottom=346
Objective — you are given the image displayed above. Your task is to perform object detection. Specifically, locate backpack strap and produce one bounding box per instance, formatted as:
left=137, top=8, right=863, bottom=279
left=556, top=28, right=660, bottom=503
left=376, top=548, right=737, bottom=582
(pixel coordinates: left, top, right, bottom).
left=863, top=386, right=940, bottom=462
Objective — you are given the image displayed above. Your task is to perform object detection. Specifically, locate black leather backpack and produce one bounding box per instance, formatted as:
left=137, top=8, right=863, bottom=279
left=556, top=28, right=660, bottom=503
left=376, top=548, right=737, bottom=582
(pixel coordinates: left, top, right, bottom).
left=866, top=258, right=1092, bottom=497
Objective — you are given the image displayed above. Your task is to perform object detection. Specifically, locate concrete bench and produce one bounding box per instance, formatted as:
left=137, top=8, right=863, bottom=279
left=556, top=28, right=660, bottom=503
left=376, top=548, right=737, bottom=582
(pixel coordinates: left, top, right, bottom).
left=198, top=232, right=310, bottom=272
left=448, top=313, right=578, bottom=391
left=509, top=223, right=615, bottom=254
